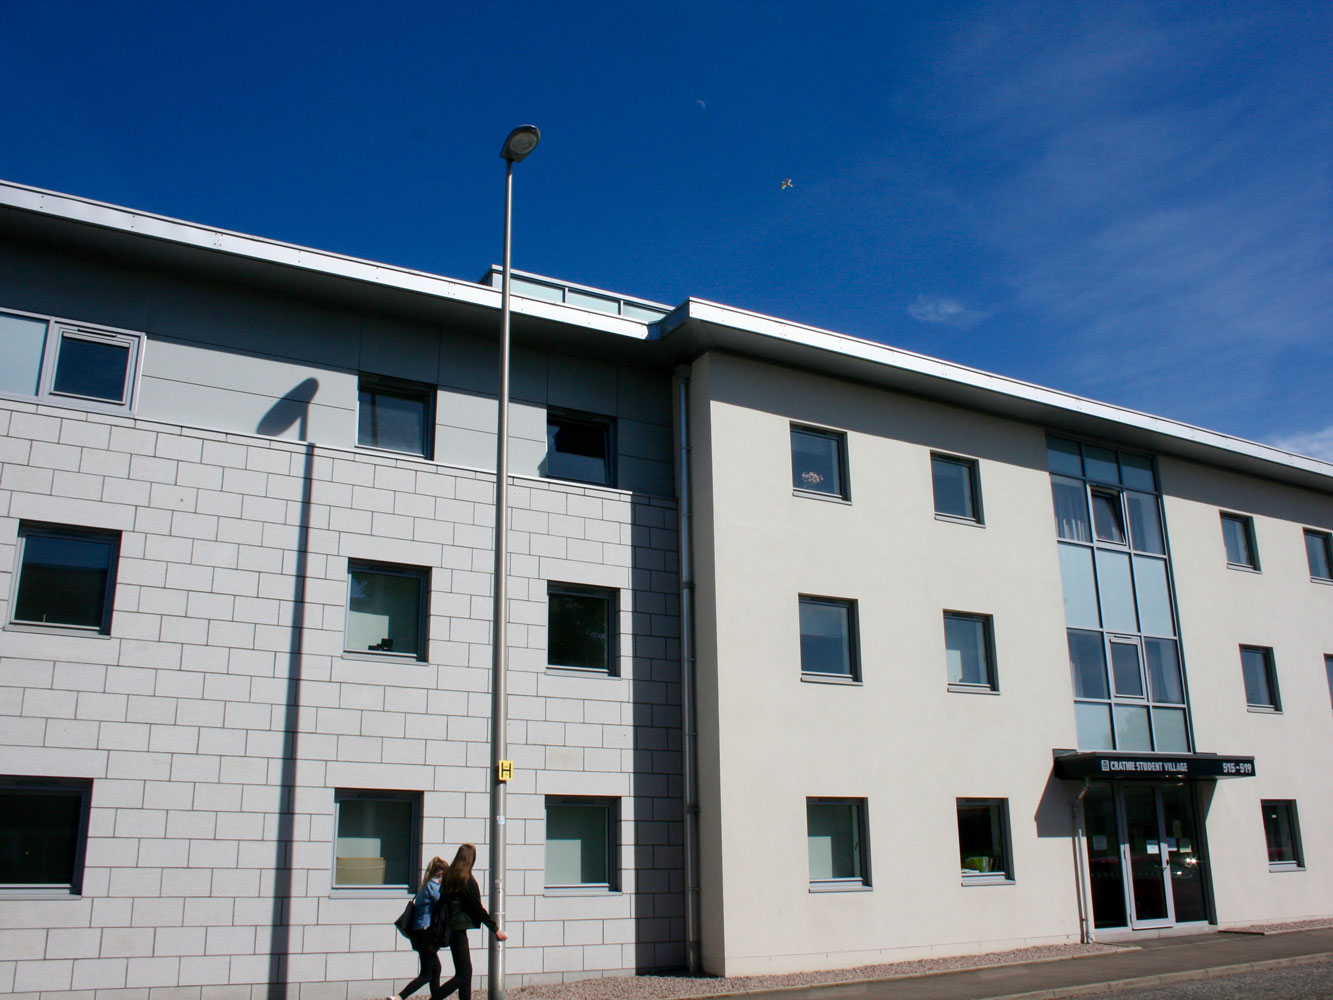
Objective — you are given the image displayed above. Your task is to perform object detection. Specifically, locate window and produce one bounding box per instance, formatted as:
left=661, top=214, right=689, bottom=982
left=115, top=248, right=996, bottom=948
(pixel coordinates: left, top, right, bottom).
left=1304, top=529, right=1333, bottom=581
left=957, top=799, right=1013, bottom=883
left=546, top=410, right=614, bottom=486
left=0, top=778, right=91, bottom=895
left=333, top=789, right=419, bottom=889
left=944, top=612, right=996, bottom=691
left=791, top=425, right=848, bottom=499
left=1220, top=514, right=1259, bottom=569
left=548, top=583, right=616, bottom=673
left=931, top=453, right=982, bottom=522
left=345, top=562, right=428, bottom=658
left=0, top=309, right=141, bottom=412
left=357, top=375, right=433, bottom=457
left=11, top=523, right=120, bottom=633
left=1326, top=655, right=1333, bottom=711
left=545, top=797, right=617, bottom=889
left=806, top=798, right=870, bottom=888
left=799, top=596, right=858, bottom=680
left=1261, top=801, right=1303, bottom=870
left=1240, top=646, right=1280, bottom=711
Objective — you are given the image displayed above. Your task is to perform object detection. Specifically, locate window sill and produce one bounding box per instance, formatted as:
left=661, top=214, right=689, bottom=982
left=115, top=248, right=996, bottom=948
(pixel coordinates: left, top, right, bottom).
left=934, top=513, right=985, bottom=528
left=801, top=672, right=861, bottom=686
left=1246, top=706, right=1282, bottom=714
left=1268, top=864, right=1305, bottom=873
left=948, top=683, right=1000, bottom=695
left=341, top=651, right=427, bottom=664
left=546, top=665, right=620, bottom=679
left=356, top=443, right=432, bottom=461
left=1225, top=563, right=1261, bottom=574
left=330, top=886, right=413, bottom=897
left=792, top=489, right=851, bottom=505
left=808, top=880, right=871, bottom=893
left=961, top=876, right=1015, bottom=887
left=0, top=888, right=82, bottom=899
left=542, top=473, right=615, bottom=490
left=1310, top=575, right=1333, bottom=586
left=543, top=886, right=620, bottom=896
left=5, top=622, right=111, bottom=639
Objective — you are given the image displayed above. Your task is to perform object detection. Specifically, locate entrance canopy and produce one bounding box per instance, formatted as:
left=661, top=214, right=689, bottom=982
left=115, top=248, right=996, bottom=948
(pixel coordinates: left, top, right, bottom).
left=1053, top=750, right=1256, bottom=781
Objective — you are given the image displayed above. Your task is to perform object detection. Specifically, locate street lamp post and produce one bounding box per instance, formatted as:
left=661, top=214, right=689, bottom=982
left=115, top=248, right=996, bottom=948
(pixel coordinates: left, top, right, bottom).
left=489, top=124, right=539, bottom=1000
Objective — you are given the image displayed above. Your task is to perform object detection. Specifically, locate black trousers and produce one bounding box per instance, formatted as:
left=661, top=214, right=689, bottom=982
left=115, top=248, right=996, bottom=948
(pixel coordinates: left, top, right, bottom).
left=398, top=928, right=442, bottom=999
left=437, top=929, right=474, bottom=1000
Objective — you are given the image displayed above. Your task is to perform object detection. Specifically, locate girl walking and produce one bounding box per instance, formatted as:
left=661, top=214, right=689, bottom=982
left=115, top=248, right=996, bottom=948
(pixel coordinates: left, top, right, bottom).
left=436, top=844, right=507, bottom=1000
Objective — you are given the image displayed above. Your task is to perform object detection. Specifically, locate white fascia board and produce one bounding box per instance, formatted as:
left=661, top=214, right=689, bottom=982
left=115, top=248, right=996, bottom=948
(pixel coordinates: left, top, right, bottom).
left=675, top=299, right=1333, bottom=484
left=0, top=180, right=651, bottom=341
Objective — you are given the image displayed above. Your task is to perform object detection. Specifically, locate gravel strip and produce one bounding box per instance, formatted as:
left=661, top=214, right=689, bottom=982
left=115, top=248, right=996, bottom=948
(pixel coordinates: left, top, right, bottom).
left=509, top=942, right=1123, bottom=1000
left=1221, top=918, right=1333, bottom=935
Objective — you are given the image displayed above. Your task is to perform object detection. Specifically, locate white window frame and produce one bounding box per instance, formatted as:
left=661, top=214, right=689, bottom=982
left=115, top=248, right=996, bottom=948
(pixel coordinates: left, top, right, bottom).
left=0, top=777, right=92, bottom=896
left=0, top=307, right=144, bottom=414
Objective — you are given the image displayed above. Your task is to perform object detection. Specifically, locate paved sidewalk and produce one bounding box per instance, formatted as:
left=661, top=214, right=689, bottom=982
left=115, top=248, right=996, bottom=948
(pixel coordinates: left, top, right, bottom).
left=740, top=928, right=1333, bottom=1000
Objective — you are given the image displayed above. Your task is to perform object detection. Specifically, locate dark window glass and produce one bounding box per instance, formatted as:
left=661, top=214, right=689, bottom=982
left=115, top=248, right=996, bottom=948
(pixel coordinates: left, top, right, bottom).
left=1305, top=530, right=1332, bottom=580
left=547, top=413, right=613, bottom=485
left=1110, top=641, right=1145, bottom=698
left=1083, top=446, right=1119, bottom=485
left=1241, top=646, right=1279, bottom=709
left=799, top=597, right=857, bottom=678
left=932, top=455, right=980, bottom=520
left=1221, top=515, right=1258, bottom=568
left=1119, top=453, right=1157, bottom=492
left=957, top=800, right=1010, bottom=879
left=1125, top=492, right=1164, bottom=554
left=1144, top=638, right=1184, bottom=704
left=1046, top=437, right=1082, bottom=476
left=1261, top=801, right=1302, bottom=867
left=358, top=380, right=430, bottom=456
left=0, top=786, right=87, bottom=889
left=52, top=336, right=131, bottom=402
left=1068, top=629, right=1109, bottom=699
left=791, top=427, right=847, bottom=498
left=345, top=563, right=426, bottom=657
left=14, top=526, right=118, bottom=631
left=945, top=613, right=994, bottom=688
left=333, top=791, right=417, bottom=887
left=548, top=586, right=614, bottom=672
left=1325, top=655, right=1333, bottom=711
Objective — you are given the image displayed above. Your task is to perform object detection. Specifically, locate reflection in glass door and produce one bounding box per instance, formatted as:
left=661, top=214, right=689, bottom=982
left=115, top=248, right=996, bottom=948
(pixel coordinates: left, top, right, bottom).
left=1120, top=786, right=1170, bottom=927
left=1161, top=785, right=1207, bottom=922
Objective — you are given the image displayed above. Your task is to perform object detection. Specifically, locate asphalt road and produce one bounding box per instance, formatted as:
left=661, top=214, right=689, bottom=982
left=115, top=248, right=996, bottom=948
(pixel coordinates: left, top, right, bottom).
left=1078, top=958, right=1333, bottom=999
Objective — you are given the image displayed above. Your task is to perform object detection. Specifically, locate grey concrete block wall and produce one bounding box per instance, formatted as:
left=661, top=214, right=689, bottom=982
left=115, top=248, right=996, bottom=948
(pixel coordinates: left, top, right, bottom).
left=0, top=396, right=683, bottom=999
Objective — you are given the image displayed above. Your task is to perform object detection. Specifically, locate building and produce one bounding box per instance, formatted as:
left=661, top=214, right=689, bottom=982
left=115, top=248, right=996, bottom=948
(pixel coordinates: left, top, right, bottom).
left=0, top=180, right=1329, bottom=998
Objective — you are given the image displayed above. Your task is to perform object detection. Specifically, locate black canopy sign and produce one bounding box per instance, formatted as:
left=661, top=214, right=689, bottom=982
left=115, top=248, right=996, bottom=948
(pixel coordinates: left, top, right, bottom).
left=1053, top=751, right=1256, bottom=781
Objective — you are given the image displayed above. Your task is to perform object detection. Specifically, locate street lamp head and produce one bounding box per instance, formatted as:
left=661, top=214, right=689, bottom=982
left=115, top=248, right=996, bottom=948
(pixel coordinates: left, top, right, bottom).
left=500, top=125, right=541, bottom=162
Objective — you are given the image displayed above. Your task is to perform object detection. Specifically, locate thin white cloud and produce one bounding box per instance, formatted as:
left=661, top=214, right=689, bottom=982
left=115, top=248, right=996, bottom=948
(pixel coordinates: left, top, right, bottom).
left=907, top=294, right=987, bottom=329
left=1267, top=426, right=1333, bottom=464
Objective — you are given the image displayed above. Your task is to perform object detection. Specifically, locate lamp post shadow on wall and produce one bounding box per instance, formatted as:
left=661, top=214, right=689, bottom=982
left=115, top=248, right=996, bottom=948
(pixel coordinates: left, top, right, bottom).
left=489, top=124, right=540, bottom=1000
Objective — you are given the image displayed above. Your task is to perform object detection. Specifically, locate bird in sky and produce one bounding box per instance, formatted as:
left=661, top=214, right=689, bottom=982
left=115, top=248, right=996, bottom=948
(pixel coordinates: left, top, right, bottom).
left=780, top=178, right=793, bottom=190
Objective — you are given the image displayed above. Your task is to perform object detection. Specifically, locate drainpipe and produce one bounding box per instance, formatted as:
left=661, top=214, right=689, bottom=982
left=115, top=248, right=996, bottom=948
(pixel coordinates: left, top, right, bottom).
left=1072, top=779, right=1094, bottom=944
left=675, top=365, right=701, bottom=973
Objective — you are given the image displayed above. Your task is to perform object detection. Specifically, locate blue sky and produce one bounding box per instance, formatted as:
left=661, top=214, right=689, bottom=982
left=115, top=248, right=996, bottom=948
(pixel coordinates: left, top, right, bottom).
left=2, top=1, right=1329, bottom=457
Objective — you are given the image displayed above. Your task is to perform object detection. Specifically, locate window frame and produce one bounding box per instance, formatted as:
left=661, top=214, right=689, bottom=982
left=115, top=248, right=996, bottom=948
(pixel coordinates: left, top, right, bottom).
left=931, top=452, right=984, bottom=524
left=944, top=611, right=998, bottom=693
left=1240, top=645, right=1281, bottom=712
left=956, top=797, right=1015, bottom=885
left=1220, top=513, right=1260, bottom=571
left=806, top=797, right=872, bottom=890
left=356, top=373, right=435, bottom=459
left=1304, top=529, right=1333, bottom=582
left=790, top=424, right=850, bottom=502
left=0, top=307, right=144, bottom=414
left=543, top=796, right=619, bottom=892
left=0, top=777, right=93, bottom=896
left=798, top=595, right=860, bottom=683
left=546, top=582, right=618, bottom=675
left=1325, top=655, right=1333, bottom=712
left=9, top=522, right=121, bottom=635
left=1260, top=800, right=1304, bottom=872
left=343, top=560, right=429, bottom=661
left=331, top=788, right=421, bottom=893
left=545, top=408, right=616, bottom=487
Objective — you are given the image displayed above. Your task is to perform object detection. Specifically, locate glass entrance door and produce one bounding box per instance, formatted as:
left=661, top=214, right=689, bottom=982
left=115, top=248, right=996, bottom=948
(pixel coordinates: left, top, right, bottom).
left=1120, top=786, right=1171, bottom=927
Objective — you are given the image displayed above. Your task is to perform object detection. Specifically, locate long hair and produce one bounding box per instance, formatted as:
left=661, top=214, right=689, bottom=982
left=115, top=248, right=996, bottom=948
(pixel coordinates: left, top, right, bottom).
left=421, top=855, right=448, bottom=890
left=442, top=843, right=476, bottom=895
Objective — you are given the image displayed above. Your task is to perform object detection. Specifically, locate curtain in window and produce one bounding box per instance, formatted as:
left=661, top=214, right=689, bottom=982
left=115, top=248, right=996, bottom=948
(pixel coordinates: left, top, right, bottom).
left=1052, top=480, right=1091, bottom=541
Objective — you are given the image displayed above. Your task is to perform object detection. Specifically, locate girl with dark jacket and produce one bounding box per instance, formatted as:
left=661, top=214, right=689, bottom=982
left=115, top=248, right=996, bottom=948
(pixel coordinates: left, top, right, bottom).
left=435, top=843, right=507, bottom=1000
left=389, top=855, right=450, bottom=1000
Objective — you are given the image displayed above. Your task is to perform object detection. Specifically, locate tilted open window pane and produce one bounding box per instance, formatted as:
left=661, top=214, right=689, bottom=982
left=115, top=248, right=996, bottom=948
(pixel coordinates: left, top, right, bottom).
left=547, top=412, right=613, bottom=486
left=548, top=585, right=615, bottom=672
left=545, top=799, right=614, bottom=887
left=0, top=783, right=89, bottom=891
left=334, top=791, right=416, bottom=887
left=791, top=426, right=847, bottom=497
left=807, top=800, right=867, bottom=884
left=13, top=525, right=119, bottom=632
left=1091, top=490, right=1126, bottom=544
left=957, top=800, right=1011, bottom=880
left=799, top=597, right=857, bottom=677
left=346, top=564, right=426, bottom=657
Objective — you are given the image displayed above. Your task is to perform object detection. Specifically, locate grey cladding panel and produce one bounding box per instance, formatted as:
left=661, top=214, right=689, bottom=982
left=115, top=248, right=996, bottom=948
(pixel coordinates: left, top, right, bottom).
left=548, top=352, right=619, bottom=415
left=360, top=316, right=442, bottom=383
left=616, top=366, right=673, bottom=425
left=139, top=374, right=355, bottom=443
left=0, top=241, right=153, bottom=331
